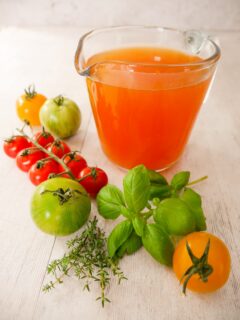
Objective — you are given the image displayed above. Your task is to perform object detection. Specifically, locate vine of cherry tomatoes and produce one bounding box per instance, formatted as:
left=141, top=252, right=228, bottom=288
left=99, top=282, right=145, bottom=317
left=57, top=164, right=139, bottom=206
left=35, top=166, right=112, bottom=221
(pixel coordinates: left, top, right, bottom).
left=3, top=128, right=108, bottom=197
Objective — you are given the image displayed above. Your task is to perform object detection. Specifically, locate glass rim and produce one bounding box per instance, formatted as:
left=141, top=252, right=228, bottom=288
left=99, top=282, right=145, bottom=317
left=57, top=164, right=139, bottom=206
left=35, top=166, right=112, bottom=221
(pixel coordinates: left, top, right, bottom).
left=75, top=25, right=221, bottom=73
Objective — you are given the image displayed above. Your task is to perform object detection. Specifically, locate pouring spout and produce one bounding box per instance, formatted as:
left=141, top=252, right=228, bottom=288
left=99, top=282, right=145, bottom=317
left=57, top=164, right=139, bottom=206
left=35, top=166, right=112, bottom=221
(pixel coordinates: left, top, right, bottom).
left=77, top=63, right=102, bottom=78
left=79, top=67, right=91, bottom=77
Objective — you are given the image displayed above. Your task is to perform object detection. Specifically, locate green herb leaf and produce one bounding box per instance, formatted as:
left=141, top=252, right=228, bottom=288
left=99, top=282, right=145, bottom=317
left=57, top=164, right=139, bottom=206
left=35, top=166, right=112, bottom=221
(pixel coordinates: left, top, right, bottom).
left=123, top=165, right=150, bottom=213
left=171, top=171, right=190, bottom=191
left=97, top=184, right=125, bottom=220
left=148, top=169, right=168, bottom=185
left=142, top=223, right=174, bottom=266
left=120, top=206, right=134, bottom=219
left=132, top=215, right=146, bottom=237
left=125, top=231, right=142, bottom=255
left=149, top=184, right=172, bottom=200
left=180, top=188, right=207, bottom=231
left=116, top=230, right=142, bottom=257
left=154, top=198, right=196, bottom=236
left=107, top=220, right=133, bottom=257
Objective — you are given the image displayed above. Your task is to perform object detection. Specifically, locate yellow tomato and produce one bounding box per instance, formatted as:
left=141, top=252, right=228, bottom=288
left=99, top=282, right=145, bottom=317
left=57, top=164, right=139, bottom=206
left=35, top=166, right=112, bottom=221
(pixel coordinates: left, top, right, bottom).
left=16, top=85, right=47, bottom=126
left=173, top=232, right=231, bottom=293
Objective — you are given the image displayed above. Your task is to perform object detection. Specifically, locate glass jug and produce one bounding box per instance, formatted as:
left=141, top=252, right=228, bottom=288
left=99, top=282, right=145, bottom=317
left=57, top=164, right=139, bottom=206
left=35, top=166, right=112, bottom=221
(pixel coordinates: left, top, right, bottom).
left=75, top=26, right=220, bottom=170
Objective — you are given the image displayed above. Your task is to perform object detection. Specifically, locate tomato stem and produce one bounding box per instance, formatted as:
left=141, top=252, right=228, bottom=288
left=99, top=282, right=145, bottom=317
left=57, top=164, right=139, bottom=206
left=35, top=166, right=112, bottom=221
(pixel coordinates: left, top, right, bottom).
left=41, top=188, right=85, bottom=205
left=49, top=171, right=72, bottom=179
left=78, top=168, right=98, bottom=183
left=180, top=239, right=213, bottom=294
left=62, top=151, right=79, bottom=164
left=78, top=172, right=92, bottom=182
left=16, top=128, right=76, bottom=180
left=36, top=127, right=51, bottom=140
left=40, top=157, right=52, bottom=162
left=20, top=147, right=40, bottom=156
left=24, top=84, right=37, bottom=99
left=54, top=95, right=64, bottom=106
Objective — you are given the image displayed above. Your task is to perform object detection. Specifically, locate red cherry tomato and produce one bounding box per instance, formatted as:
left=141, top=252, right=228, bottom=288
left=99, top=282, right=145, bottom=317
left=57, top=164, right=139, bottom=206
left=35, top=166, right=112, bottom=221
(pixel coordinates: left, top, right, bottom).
left=3, top=135, right=31, bottom=158
left=62, top=152, right=87, bottom=178
left=16, top=148, right=45, bottom=172
left=46, top=140, right=71, bottom=158
left=33, top=129, right=54, bottom=147
left=78, top=167, right=108, bottom=197
left=29, top=159, right=60, bottom=185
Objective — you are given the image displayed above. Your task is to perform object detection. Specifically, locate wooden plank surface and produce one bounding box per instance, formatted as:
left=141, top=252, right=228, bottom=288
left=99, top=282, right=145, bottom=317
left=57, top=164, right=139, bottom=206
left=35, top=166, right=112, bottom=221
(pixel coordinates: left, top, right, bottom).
left=0, top=27, right=239, bottom=320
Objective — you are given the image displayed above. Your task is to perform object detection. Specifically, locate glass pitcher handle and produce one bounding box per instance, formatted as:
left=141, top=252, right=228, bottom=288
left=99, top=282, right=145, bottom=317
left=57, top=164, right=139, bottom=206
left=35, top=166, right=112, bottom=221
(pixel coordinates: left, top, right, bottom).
left=184, top=30, right=220, bottom=55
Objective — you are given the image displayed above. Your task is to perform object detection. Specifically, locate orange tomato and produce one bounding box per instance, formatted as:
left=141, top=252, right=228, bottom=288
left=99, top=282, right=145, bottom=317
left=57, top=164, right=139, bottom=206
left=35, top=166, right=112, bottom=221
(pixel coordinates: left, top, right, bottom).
left=173, top=232, right=231, bottom=293
left=16, top=85, right=46, bottom=126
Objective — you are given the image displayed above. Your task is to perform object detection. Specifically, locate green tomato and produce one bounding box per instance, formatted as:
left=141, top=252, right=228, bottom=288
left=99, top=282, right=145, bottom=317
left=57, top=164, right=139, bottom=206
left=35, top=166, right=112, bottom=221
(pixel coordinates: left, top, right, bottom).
left=40, top=95, right=81, bottom=139
left=31, top=178, right=91, bottom=236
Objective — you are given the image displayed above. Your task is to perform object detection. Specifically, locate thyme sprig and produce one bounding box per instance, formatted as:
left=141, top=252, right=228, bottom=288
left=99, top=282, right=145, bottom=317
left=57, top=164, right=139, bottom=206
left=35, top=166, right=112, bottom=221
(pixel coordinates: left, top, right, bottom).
left=43, top=217, right=127, bottom=307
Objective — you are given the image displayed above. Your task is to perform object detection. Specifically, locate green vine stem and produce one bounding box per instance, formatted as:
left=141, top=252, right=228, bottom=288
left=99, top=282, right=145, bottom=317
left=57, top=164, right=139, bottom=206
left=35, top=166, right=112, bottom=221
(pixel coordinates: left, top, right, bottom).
left=49, top=171, right=72, bottom=179
left=142, top=210, right=153, bottom=220
left=187, top=175, right=208, bottom=186
left=38, top=156, right=53, bottom=162
left=16, top=128, right=76, bottom=180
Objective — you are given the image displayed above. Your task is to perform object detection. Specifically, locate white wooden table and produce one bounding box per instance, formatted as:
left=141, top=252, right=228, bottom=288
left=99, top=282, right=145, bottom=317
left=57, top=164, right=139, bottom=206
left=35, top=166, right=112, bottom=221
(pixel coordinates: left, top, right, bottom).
left=0, top=27, right=239, bottom=320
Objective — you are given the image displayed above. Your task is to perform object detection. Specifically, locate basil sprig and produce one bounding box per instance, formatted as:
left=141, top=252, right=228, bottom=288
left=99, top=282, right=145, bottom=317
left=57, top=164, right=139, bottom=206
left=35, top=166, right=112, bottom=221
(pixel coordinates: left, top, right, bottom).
left=96, top=165, right=207, bottom=266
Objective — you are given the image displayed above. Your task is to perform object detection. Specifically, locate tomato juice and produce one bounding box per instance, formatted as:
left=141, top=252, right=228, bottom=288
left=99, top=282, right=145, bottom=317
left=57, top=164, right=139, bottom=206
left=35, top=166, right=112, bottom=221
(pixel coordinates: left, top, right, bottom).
left=85, top=47, right=214, bottom=170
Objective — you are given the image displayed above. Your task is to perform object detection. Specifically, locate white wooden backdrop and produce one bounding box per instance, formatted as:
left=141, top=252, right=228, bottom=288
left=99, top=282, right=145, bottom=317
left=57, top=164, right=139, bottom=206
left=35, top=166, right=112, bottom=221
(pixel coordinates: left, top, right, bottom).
left=0, top=27, right=240, bottom=320
left=0, top=0, right=240, bottom=31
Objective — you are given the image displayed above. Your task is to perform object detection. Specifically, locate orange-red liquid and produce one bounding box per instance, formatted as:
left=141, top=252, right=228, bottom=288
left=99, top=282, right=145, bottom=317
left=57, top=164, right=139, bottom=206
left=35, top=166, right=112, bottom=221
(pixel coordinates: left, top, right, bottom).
left=86, top=47, right=213, bottom=170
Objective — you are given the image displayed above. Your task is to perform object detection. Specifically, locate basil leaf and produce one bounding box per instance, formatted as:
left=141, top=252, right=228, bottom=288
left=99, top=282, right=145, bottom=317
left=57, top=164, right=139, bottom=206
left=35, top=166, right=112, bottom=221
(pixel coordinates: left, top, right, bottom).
left=96, top=184, right=125, bottom=220
left=181, top=188, right=207, bottom=231
left=171, top=171, right=190, bottom=191
left=142, top=223, right=174, bottom=266
left=123, top=165, right=150, bottom=213
left=116, top=230, right=142, bottom=257
left=149, top=184, right=172, bottom=200
left=125, top=231, right=142, bottom=255
left=132, top=216, right=146, bottom=237
left=116, top=241, right=129, bottom=258
left=154, top=198, right=196, bottom=236
left=107, top=220, right=133, bottom=257
left=148, top=169, right=168, bottom=185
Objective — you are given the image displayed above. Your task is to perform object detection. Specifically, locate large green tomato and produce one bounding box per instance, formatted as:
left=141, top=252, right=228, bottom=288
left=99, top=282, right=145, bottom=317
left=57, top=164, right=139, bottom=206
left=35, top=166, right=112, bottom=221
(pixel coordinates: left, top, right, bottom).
left=31, top=178, right=91, bottom=236
left=40, top=96, right=81, bottom=139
